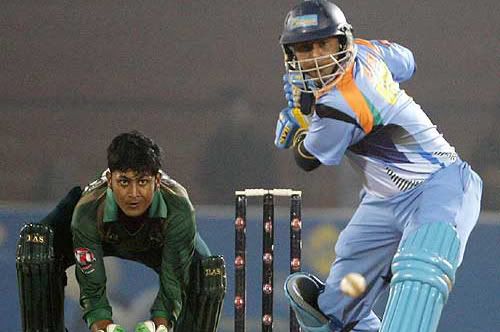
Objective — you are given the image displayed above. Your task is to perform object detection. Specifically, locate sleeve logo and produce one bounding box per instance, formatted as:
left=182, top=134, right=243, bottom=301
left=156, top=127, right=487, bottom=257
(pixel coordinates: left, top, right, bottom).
left=74, top=247, right=96, bottom=274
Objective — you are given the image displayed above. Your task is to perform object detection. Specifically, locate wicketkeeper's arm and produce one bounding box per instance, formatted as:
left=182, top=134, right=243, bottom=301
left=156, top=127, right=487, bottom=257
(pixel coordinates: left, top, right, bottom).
left=72, top=208, right=112, bottom=328
left=91, top=321, right=125, bottom=332
left=91, top=319, right=111, bottom=332
left=152, top=208, right=196, bottom=325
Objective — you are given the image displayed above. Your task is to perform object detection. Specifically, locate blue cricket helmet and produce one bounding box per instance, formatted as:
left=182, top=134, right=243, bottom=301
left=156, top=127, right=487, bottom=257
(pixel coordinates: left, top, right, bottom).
left=280, top=0, right=352, bottom=45
left=280, top=0, right=355, bottom=94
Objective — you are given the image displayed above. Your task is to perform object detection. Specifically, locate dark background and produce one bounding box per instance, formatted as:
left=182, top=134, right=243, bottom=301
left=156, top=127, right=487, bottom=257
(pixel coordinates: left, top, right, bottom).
left=0, top=2, right=499, bottom=331
left=1, top=0, right=498, bottom=209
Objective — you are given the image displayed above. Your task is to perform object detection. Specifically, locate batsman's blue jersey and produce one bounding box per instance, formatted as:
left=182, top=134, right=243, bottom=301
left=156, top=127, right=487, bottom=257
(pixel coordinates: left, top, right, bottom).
left=304, top=39, right=457, bottom=198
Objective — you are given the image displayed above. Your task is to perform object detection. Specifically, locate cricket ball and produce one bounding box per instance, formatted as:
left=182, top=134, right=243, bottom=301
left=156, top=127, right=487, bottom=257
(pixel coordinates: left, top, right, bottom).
left=340, top=272, right=367, bottom=298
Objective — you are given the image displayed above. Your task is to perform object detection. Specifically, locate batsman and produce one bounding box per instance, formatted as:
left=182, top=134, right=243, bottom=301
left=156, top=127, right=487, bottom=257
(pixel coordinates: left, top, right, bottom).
left=16, top=131, right=226, bottom=332
left=275, top=1, right=483, bottom=331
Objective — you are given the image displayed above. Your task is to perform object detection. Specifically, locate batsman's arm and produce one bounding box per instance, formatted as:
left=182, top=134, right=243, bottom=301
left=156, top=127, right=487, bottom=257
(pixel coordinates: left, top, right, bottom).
left=274, top=107, right=321, bottom=171
left=298, top=104, right=366, bottom=167
left=371, top=40, right=416, bottom=83
left=293, top=130, right=321, bottom=171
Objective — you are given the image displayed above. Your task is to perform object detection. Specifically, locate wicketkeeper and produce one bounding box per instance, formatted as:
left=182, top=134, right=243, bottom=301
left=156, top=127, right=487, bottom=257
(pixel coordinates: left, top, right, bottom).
left=274, top=1, right=483, bottom=331
left=16, top=131, right=226, bottom=332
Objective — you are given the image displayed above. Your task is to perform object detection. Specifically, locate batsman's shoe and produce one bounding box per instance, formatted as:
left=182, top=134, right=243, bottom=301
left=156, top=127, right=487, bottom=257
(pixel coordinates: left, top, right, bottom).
left=285, top=272, right=339, bottom=332
left=275, top=107, right=310, bottom=149
left=97, top=324, right=126, bottom=332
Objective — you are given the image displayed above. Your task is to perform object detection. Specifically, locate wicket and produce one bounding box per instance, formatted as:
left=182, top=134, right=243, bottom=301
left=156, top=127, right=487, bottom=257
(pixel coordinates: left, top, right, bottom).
left=234, top=189, right=302, bottom=332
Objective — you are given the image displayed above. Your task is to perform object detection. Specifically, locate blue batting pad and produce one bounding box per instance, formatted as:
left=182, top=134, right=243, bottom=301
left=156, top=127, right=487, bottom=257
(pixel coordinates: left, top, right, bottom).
left=380, top=222, right=460, bottom=332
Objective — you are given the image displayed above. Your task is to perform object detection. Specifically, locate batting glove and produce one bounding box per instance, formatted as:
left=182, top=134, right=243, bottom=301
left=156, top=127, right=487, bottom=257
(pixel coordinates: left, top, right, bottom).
left=283, top=73, right=302, bottom=108
left=274, top=107, right=310, bottom=149
left=96, top=324, right=126, bottom=332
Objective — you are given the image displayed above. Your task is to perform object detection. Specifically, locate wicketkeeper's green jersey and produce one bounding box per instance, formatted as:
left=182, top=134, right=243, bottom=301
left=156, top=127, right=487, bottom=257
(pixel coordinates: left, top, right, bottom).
left=71, top=173, right=195, bottom=328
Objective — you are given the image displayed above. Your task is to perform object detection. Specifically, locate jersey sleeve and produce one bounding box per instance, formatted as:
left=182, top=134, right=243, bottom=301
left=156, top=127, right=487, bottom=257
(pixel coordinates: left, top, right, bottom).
left=304, top=104, right=365, bottom=165
left=153, top=207, right=196, bottom=323
left=371, top=40, right=416, bottom=83
left=71, top=204, right=111, bottom=328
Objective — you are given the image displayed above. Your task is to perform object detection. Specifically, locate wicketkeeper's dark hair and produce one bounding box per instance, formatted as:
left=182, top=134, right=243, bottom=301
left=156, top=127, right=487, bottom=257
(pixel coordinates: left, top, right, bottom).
left=107, top=130, right=162, bottom=175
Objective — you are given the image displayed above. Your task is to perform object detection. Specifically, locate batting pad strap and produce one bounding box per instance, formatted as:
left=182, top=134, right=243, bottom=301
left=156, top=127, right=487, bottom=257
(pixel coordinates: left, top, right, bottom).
left=391, top=251, right=455, bottom=299
left=380, top=222, right=460, bottom=332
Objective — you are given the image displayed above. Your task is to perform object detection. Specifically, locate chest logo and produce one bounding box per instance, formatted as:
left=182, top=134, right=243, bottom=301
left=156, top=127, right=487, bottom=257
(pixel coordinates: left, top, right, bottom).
left=375, top=64, right=399, bottom=105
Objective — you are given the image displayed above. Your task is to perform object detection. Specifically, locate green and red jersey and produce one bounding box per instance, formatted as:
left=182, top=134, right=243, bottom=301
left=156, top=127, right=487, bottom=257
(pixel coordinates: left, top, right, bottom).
left=71, top=173, right=195, bottom=328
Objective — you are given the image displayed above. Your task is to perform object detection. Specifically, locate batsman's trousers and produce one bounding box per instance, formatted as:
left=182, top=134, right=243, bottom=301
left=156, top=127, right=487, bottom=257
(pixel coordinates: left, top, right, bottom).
left=317, top=160, right=482, bottom=331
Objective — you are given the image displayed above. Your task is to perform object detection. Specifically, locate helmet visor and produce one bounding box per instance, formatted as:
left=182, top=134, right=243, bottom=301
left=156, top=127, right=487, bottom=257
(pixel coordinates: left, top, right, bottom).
left=285, top=47, right=354, bottom=93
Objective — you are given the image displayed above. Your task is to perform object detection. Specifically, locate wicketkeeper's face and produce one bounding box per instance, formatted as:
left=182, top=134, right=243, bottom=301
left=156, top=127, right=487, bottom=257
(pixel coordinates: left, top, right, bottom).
left=107, top=170, right=161, bottom=217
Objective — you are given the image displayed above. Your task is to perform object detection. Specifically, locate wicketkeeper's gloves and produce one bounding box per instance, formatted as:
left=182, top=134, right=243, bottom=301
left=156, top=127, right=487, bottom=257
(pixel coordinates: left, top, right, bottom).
left=97, top=324, right=126, bottom=332
left=135, top=320, right=172, bottom=332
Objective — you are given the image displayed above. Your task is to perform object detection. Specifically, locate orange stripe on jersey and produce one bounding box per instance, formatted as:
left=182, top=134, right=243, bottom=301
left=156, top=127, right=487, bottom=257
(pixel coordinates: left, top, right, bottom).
left=337, top=65, right=374, bottom=133
left=314, top=60, right=356, bottom=99
left=354, top=39, right=378, bottom=53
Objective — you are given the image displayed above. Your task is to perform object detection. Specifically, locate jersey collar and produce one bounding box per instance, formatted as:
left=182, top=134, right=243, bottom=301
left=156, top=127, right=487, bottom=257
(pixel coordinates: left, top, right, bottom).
left=103, top=188, right=168, bottom=222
